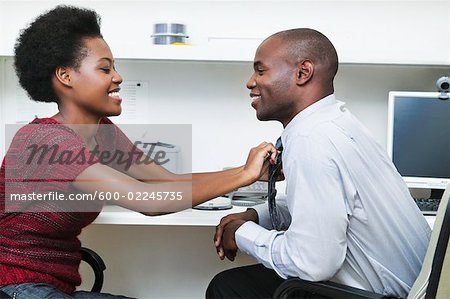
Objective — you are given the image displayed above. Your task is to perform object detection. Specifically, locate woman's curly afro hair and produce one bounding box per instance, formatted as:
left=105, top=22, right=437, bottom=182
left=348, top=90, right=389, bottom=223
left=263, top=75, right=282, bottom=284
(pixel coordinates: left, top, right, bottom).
left=14, top=5, right=102, bottom=103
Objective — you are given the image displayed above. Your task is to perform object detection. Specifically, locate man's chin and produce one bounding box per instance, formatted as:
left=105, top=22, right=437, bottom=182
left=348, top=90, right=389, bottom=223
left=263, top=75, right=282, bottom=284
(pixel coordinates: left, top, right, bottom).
left=256, top=112, right=273, bottom=122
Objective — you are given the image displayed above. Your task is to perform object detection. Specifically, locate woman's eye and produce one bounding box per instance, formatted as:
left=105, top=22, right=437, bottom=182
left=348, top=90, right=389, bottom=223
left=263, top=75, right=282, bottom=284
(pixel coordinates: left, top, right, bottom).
left=100, top=68, right=111, bottom=73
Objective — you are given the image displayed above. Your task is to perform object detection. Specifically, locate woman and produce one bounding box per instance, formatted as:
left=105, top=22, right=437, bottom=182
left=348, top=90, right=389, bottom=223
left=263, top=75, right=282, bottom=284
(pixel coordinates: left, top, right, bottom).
left=0, top=5, right=277, bottom=298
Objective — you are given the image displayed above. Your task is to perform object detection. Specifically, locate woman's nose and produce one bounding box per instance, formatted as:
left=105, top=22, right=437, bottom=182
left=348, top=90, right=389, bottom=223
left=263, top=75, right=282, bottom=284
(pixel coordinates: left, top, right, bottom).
left=112, top=70, right=123, bottom=84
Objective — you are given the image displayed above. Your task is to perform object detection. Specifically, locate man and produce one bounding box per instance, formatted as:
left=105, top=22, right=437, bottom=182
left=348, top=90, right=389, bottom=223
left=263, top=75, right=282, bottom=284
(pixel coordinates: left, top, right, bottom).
left=206, top=28, right=431, bottom=298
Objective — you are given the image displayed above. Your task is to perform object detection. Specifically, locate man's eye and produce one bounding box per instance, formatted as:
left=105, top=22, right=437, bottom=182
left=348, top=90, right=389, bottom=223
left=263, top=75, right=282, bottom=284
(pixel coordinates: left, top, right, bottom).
left=100, top=68, right=111, bottom=73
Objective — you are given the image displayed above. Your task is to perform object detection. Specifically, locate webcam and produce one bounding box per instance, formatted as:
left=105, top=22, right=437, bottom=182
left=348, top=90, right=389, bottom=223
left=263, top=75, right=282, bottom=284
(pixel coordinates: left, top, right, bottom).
left=436, top=76, right=450, bottom=100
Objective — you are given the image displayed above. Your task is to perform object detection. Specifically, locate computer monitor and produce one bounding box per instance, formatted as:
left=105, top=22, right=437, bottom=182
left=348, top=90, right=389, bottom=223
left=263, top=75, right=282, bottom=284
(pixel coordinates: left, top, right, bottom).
left=387, top=91, right=450, bottom=193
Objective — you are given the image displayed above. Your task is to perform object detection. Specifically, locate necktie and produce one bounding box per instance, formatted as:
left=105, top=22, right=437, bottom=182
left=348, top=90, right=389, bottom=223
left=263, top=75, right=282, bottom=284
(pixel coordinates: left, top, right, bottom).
left=268, top=137, right=283, bottom=230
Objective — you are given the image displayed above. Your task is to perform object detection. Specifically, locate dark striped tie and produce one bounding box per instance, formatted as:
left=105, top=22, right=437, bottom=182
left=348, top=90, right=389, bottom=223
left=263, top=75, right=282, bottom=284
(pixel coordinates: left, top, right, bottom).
left=268, top=137, right=283, bottom=230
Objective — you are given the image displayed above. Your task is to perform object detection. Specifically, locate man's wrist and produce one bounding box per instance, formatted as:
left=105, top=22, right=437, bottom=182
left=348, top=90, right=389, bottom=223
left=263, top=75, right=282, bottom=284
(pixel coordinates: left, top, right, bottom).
left=245, top=208, right=259, bottom=224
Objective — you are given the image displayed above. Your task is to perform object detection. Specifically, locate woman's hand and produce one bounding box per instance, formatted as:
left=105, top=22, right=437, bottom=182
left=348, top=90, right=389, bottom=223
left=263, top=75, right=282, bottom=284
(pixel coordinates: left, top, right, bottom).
left=241, top=142, right=279, bottom=185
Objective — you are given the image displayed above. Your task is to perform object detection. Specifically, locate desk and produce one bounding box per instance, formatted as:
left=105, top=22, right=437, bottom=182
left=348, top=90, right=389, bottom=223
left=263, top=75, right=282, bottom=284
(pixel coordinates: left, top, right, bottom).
left=93, top=204, right=248, bottom=226
left=95, top=205, right=436, bottom=228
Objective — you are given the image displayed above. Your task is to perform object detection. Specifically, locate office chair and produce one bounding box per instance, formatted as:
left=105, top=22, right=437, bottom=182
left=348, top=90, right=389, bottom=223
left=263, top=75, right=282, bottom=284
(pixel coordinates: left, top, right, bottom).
left=0, top=247, right=106, bottom=298
left=273, top=183, right=450, bottom=299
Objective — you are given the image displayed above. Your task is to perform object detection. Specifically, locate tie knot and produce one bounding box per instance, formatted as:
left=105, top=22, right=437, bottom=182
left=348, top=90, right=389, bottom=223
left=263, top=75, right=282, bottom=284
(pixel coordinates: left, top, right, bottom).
left=275, top=137, right=283, bottom=166
left=275, top=137, right=283, bottom=152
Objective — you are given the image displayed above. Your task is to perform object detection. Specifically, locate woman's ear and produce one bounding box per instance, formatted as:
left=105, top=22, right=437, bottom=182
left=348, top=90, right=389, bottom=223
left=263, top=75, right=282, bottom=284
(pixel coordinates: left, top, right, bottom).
left=296, top=60, right=314, bottom=86
left=54, top=67, right=71, bottom=87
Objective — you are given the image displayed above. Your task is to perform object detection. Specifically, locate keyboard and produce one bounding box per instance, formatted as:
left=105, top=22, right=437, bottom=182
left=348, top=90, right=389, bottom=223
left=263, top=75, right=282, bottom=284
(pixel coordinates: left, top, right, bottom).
left=414, top=198, right=441, bottom=215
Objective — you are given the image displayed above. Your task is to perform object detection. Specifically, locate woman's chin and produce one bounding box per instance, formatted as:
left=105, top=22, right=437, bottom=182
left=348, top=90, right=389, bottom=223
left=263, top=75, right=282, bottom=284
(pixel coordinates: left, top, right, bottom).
left=105, top=109, right=122, bottom=117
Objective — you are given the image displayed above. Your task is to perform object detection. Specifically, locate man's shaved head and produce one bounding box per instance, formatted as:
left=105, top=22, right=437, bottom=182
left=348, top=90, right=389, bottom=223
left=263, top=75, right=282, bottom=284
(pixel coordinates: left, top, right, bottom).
left=268, top=28, right=339, bottom=82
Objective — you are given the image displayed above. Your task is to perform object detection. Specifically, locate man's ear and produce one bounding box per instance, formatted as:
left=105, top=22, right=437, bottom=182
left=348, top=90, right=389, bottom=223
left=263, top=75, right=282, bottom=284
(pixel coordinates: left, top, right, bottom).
left=296, top=60, right=314, bottom=86
left=54, top=67, right=72, bottom=87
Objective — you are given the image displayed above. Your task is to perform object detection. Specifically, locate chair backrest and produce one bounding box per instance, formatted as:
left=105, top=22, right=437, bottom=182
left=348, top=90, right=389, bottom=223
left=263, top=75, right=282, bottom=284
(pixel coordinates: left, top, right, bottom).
left=408, top=183, right=450, bottom=299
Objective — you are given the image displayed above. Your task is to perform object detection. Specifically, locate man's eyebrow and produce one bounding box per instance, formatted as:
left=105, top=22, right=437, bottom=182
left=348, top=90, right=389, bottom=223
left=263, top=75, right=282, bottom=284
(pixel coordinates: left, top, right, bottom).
left=253, top=61, right=262, bottom=69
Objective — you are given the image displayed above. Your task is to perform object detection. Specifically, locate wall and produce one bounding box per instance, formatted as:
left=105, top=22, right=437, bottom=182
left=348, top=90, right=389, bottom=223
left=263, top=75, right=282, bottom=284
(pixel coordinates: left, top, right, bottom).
left=1, top=57, right=448, bottom=170
left=115, top=61, right=449, bottom=172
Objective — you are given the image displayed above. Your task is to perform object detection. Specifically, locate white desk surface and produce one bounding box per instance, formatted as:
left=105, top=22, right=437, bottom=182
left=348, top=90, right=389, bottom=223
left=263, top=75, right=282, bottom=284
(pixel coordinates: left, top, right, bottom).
left=94, top=204, right=248, bottom=226
left=94, top=204, right=436, bottom=228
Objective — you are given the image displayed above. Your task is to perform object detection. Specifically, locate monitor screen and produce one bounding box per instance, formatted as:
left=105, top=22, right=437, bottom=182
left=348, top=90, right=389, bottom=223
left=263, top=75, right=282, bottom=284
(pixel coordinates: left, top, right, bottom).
left=387, top=91, right=450, bottom=189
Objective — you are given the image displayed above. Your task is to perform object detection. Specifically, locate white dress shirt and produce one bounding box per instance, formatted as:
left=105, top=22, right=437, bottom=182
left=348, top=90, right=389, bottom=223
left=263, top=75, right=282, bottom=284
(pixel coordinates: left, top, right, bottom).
left=235, top=95, right=431, bottom=297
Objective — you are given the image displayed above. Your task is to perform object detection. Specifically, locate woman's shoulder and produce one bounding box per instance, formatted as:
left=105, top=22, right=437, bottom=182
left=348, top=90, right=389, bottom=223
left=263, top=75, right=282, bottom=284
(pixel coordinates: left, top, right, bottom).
left=30, top=117, right=60, bottom=125
left=13, top=118, right=82, bottom=147
left=30, top=117, right=113, bottom=125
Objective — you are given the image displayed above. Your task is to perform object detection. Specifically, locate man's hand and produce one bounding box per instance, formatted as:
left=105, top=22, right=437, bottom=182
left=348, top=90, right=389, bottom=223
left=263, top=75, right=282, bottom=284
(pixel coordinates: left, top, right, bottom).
left=214, top=209, right=258, bottom=260
left=220, top=219, right=246, bottom=261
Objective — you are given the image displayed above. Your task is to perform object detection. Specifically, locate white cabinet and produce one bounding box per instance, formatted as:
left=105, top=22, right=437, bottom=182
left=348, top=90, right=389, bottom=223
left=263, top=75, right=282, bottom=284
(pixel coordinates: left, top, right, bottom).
left=1, top=0, right=449, bottom=65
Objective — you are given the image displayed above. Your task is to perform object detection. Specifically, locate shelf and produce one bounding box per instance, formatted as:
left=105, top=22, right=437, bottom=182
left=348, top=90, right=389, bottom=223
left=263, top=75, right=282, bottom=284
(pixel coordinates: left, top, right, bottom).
left=3, top=43, right=448, bottom=66
left=110, top=42, right=257, bottom=63
left=93, top=40, right=450, bottom=65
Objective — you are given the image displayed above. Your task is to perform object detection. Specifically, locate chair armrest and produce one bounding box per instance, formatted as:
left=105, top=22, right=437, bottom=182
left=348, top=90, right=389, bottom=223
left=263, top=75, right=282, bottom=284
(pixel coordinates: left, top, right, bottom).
left=273, top=278, right=395, bottom=299
left=80, top=247, right=106, bottom=292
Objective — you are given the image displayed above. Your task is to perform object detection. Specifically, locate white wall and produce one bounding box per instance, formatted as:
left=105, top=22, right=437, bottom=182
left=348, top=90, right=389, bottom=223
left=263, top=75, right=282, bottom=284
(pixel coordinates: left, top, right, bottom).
left=113, top=60, right=448, bottom=172
left=2, top=56, right=447, bottom=170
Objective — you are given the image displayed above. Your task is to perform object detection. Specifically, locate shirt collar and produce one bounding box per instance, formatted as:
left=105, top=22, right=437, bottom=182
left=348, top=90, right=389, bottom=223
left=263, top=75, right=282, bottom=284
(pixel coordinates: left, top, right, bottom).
left=282, top=94, right=337, bottom=143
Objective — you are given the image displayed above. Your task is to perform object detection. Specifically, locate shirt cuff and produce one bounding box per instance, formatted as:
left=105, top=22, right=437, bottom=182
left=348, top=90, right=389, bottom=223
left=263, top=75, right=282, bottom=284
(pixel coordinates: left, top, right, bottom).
left=235, top=221, right=287, bottom=278
left=252, top=203, right=273, bottom=229
left=235, top=221, right=265, bottom=255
